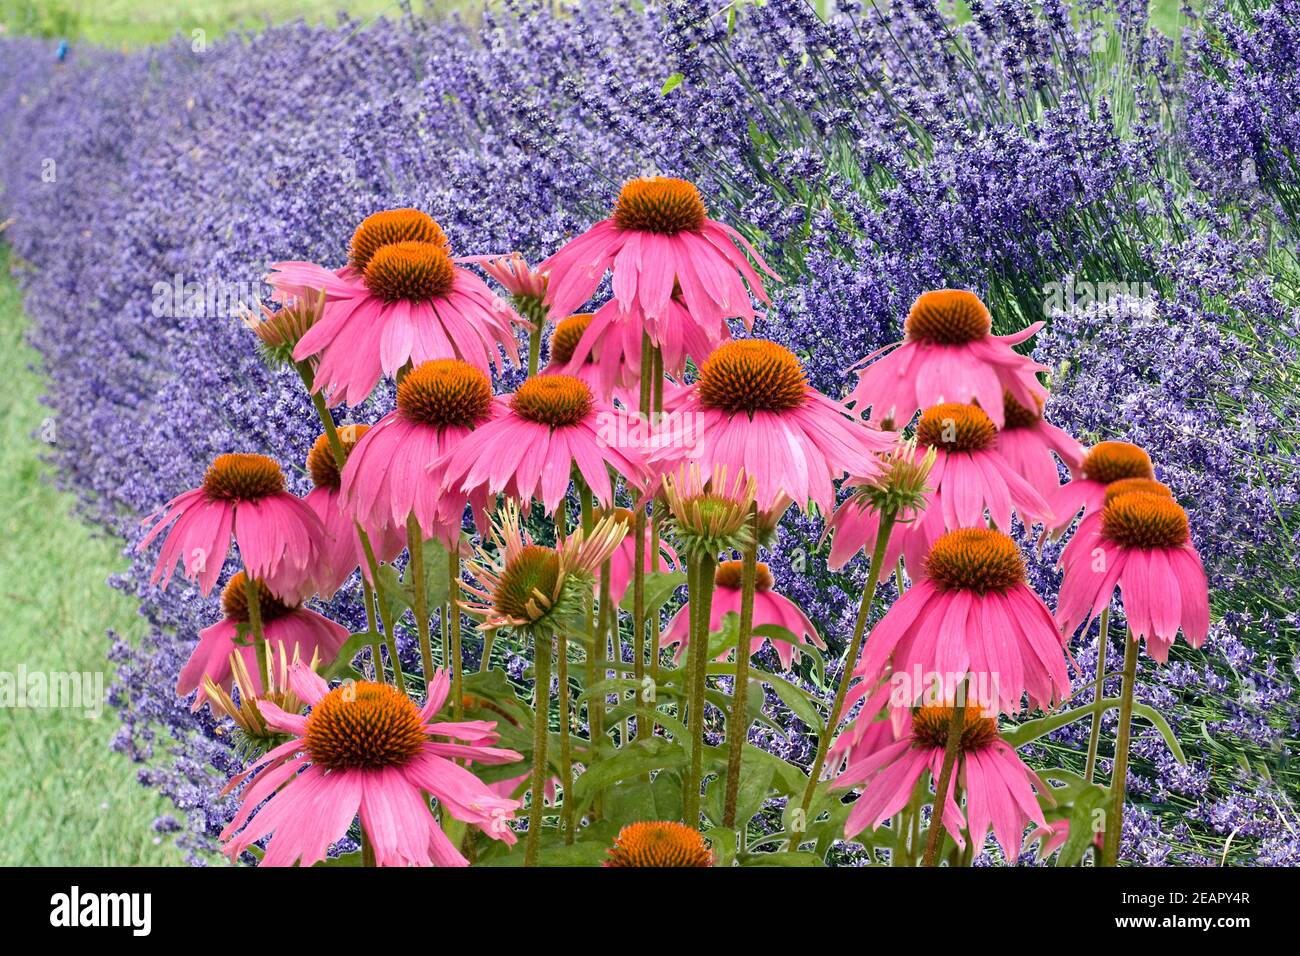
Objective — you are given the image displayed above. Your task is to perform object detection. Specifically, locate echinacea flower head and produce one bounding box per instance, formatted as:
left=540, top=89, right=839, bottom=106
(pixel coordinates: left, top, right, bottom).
left=657, top=339, right=895, bottom=512
left=846, top=289, right=1049, bottom=430
left=1056, top=491, right=1210, bottom=662
left=857, top=528, right=1070, bottom=715
left=242, top=292, right=322, bottom=367
left=221, top=664, right=522, bottom=867
left=177, top=571, right=350, bottom=710
left=540, top=175, right=776, bottom=332
left=895, top=403, right=1053, bottom=572
left=835, top=703, right=1046, bottom=859
left=341, top=359, right=500, bottom=546
left=438, top=373, right=648, bottom=514
left=991, top=390, right=1085, bottom=498
left=268, top=209, right=522, bottom=407
left=603, top=821, right=713, bottom=867
left=659, top=463, right=758, bottom=563
left=139, top=453, right=324, bottom=600
left=461, top=252, right=547, bottom=323
left=545, top=311, right=636, bottom=397
left=825, top=438, right=936, bottom=572
left=1057, top=477, right=1173, bottom=567
left=203, top=642, right=319, bottom=752
left=461, top=500, right=627, bottom=636
left=304, top=426, right=405, bottom=596
left=346, top=208, right=450, bottom=274
left=1046, top=440, right=1155, bottom=535
left=661, top=560, right=826, bottom=669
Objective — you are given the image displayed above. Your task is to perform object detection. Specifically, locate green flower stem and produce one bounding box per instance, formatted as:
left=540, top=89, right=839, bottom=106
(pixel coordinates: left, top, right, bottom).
left=682, top=553, right=717, bottom=826
left=525, top=631, right=553, bottom=867
left=242, top=568, right=268, bottom=687
left=554, top=498, right=573, bottom=840
left=363, top=580, right=384, bottom=681
left=1084, top=606, right=1111, bottom=784
left=632, top=333, right=656, bottom=743
left=921, top=681, right=968, bottom=867
left=406, top=515, right=435, bottom=695
left=294, top=359, right=396, bottom=687
left=449, top=548, right=463, bottom=720
left=722, top=504, right=761, bottom=829
left=1102, top=632, right=1140, bottom=867
left=790, top=510, right=896, bottom=850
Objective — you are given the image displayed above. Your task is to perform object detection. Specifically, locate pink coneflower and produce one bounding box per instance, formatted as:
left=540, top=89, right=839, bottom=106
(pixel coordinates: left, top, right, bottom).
left=1056, top=490, right=1209, bottom=662
left=826, top=680, right=898, bottom=772
left=655, top=339, right=895, bottom=513
left=661, top=560, right=825, bottom=669
left=857, top=528, right=1070, bottom=715
left=556, top=295, right=724, bottom=400
left=177, top=572, right=350, bottom=710
left=540, top=175, right=776, bottom=332
left=1057, top=477, right=1173, bottom=568
left=268, top=209, right=522, bottom=407
left=139, top=453, right=324, bottom=600
left=303, top=427, right=404, bottom=596
left=991, top=391, right=1085, bottom=499
left=439, top=373, right=648, bottom=515
left=221, top=664, right=522, bottom=867
left=895, top=403, right=1053, bottom=572
left=593, top=507, right=679, bottom=605
left=846, top=289, right=1048, bottom=430
left=825, top=438, right=937, bottom=572
left=341, top=359, right=500, bottom=547
left=543, top=311, right=638, bottom=400
left=1045, top=440, right=1154, bottom=536
left=835, top=704, right=1047, bottom=858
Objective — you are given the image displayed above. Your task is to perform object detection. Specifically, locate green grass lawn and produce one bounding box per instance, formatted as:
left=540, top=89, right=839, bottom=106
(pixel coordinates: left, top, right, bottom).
left=0, top=246, right=179, bottom=865
left=0, top=0, right=481, bottom=46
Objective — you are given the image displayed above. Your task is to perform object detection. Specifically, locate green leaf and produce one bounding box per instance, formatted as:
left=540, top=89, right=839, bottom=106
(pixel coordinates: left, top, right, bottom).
left=602, top=774, right=684, bottom=827
left=621, top=571, right=687, bottom=616
left=740, top=850, right=825, bottom=866
left=703, top=748, right=773, bottom=829
left=313, top=851, right=362, bottom=867
left=660, top=72, right=685, bottom=95
left=573, top=738, right=688, bottom=803
left=1004, top=698, right=1187, bottom=764
left=322, top=632, right=376, bottom=680
left=413, top=535, right=451, bottom=611
left=763, top=673, right=825, bottom=735
left=372, top=564, right=413, bottom=629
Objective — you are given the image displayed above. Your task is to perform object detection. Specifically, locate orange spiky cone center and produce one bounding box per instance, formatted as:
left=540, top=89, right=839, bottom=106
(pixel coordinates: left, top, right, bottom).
left=304, top=681, right=426, bottom=771
left=202, top=453, right=286, bottom=501
left=613, top=177, right=707, bottom=234
left=904, top=290, right=992, bottom=345
left=925, top=528, right=1025, bottom=594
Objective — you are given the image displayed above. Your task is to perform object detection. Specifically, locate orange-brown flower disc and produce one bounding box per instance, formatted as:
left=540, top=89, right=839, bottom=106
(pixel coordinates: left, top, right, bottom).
left=926, top=528, right=1025, bottom=594
left=1081, top=441, right=1153, bottom=484
left=1101, top=491, right=1189, bottom=550
left=492, top=544, right=561, bottom=621
left=510, top=374, right=593, bottom=428
left=697, top=339, right=808, bottom=415
left=915, top=402, right=997, bottom=453
left=593, top=506, right=636, bottom=527
left=202, top=453, right=286, bottom=501
left=904, top=290, right=992, bottom=345
left=714, top=559, right=775, bottom=592
left=605, top=821, right=713, bottom=867
left=363, top=241, right=455, bottom=303
left=1104, top=477, right=1172, bottom=505
left=305, top=681, right=426, bottom=771
left=349, top=209, right=449, bottom=271
left=911, top=705, right=999, bottom=752
left=306, top=424, right=371, bottom=490
left=220, top=571, right=297, bottom=624
left=612, top=176, right=707, bottom=234
left=398, top=359, right=494, bottom=429
left=1000, top=390, right=1042, bottom=430
left=550, top=313, right=594, bottom=365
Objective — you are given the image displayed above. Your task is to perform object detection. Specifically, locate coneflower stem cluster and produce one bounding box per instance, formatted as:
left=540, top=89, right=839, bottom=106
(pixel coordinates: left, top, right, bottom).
left=722, top=504, right=760, bottom=828
left=525, top=631, right=552, bottom=867
left=449, top=550, right=463, bottom=719
left=555, top=499, right=573, bottom=840
left=682, top=553, right=717, bottom=824
left=407, top=515, right=435, bottom=694
left=791, top=510, right=897, bottom=849
left=1084, top=606, right=1111, bottom=784
left=1103, top=633, right=1140, bottom=866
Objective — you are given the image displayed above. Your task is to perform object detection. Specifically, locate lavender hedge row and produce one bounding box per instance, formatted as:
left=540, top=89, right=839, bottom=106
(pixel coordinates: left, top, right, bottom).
left=0, top=0, right=1296, bottom=864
